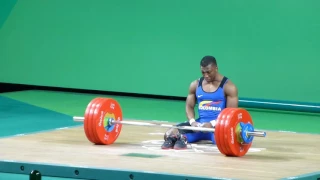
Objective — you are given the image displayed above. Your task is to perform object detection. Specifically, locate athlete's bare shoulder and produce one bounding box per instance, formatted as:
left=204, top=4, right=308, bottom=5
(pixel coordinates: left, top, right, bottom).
left=224, top=79, right=238, bottom=96
left=190, top=79, right=200, bottom=87
left=188, top=79, right=200, bottom=93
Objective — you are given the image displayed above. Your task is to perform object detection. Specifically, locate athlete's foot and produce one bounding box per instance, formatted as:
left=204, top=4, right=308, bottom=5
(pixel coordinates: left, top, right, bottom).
left=173, top=134, right=188, bottom=150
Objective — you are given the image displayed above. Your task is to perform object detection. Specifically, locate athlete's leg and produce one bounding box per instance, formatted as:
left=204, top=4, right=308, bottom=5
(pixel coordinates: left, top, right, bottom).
left=173, top=120, right=210, bottom=149
left=161, top=119, right=216, bottom=149
left=173, top=122, right=195, bottom=150
left=183, top=132, right=215, bottom=143
left=183, top=132, right=204, bottom=143
left=163, top=122, right=193, bottom=140
left=161, top=121, right=192, bottom=149
left=198, top=132, right=216, bottom=144
left=210, top=132, right=216, bottom=144
left=197, top=119, right=216, bottom=144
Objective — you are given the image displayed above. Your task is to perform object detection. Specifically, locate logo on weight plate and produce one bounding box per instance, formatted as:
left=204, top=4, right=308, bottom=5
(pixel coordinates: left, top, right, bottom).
left=104, top=112, right=116, bottom=132
left=99, top=111, right=105, bottom=127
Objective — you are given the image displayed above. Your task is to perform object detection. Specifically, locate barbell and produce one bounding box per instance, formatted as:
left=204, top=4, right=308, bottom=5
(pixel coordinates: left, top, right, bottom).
left=73, top=97, right=266, bottom=157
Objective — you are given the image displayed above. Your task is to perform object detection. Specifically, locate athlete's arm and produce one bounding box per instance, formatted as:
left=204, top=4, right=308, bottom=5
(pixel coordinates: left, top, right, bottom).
left=186, top=80, right=198, bottom=124
left=224, top=81, right=239, bottom=108
left=201, top=80, right=239, bottom=129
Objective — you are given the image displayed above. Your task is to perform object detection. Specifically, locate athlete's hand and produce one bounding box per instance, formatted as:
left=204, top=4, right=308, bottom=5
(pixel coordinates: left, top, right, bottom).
left=190, top=121, right=201, bottom=132
left=201, top=123, right=213, bottom=128
left=195, top=123, right=213, bottom=133
left=191, top=121, right=201, bottom=127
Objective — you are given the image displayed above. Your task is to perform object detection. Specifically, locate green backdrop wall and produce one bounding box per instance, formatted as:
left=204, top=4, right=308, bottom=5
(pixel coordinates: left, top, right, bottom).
left=0, top=0, right=17, bottom=29
left=1, top=0, right=319, bottom=104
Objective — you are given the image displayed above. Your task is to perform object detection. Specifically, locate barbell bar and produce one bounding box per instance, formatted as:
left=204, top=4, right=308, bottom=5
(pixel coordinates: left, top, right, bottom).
left=73, top=116, right=266, bottom=137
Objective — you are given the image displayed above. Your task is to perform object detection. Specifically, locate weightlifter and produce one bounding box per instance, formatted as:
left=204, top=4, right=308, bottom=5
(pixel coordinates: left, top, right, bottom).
left=161, top=56, right=239, bottom=150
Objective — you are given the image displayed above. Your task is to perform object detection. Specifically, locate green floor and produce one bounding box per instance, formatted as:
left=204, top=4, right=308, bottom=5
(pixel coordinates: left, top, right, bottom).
left=0, top=90, right=319, bottom=180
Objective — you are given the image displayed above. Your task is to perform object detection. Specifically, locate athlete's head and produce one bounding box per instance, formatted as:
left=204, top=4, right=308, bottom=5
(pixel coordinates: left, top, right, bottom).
left=200, top=56, right=218, bottom=82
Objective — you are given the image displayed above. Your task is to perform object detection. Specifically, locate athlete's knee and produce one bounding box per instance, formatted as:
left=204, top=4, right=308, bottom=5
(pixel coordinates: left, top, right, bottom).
left=163, top=128, right=179, bottom=140
left=163, top=121, right=194, bottom=140
left=176, top=121, right=194, bottom=134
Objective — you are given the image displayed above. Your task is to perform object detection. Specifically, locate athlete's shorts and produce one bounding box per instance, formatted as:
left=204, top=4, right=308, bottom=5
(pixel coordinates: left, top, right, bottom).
left=176, top=118, right=216, bottom=144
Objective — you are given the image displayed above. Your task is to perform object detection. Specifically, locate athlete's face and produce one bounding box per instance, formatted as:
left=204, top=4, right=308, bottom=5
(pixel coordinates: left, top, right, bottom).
left=201, top=64, right=217, bottom=82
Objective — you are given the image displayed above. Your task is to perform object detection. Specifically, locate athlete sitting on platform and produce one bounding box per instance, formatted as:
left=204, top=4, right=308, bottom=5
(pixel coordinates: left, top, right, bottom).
left=161, top=56, right=239, bottom=150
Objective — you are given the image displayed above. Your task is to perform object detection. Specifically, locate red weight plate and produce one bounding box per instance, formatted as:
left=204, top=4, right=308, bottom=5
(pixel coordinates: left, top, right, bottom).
left=217, top=108, right=229, bottom=155
left=87, top=98, right=106, bottom=144
left=84, top=99, right=94, bottom=143
left=214, top=109, right=224, bottom=155
left=215, top=108, right=233, bottom=156
left=84, top=98, right=101, bottom=144
left=219, top=108, right=236, bottom=156
left=93, top=98, right=123, bottom=145
left=224, top=108, right=253, bottom=157
left=90, top=98, right=107, bottom=144
left=222, top=108, right=238, bottom=156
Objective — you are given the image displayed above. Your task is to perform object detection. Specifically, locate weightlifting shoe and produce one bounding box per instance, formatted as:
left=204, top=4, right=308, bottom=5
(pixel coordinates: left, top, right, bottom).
left=161, top=134, right=178, bottom=149
left=173, top=133, right=188, bottom=150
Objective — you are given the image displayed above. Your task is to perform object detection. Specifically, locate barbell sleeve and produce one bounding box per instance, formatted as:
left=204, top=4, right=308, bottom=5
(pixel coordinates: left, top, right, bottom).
left=73, top=116, right=85, bottom=122
left=247, top=131, right=266, bottom=137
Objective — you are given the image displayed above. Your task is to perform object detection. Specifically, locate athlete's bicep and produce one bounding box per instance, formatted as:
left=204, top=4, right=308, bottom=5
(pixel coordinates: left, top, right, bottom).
left=186, top=81, right=197, bottom=108
left=186, top=93, right=196, bottom=108
left=226, top=95, right=238, bottom=108
left=225, top=82, right=239, bottom=108
left=185, top=80, right=198, bottom=120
